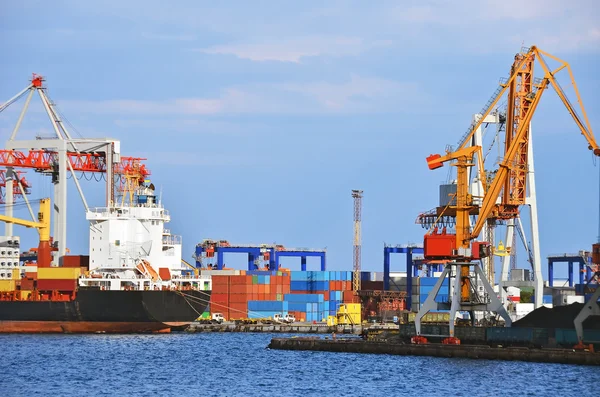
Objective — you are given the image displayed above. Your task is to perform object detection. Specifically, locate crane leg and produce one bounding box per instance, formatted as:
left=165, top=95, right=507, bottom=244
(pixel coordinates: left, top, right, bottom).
left=574, top=287, right=600, bottom=347
left=414, top=266, right=450, bottom=337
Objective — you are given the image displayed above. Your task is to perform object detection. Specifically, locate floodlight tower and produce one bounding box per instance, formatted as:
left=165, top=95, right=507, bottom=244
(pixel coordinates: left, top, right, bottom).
left=352, top=189, right=363, bottom=292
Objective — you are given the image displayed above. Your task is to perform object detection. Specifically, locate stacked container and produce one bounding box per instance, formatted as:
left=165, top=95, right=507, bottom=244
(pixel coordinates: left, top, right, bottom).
left=37, top=267, right=81, bottom=291
left=419, top=277, right=449, bottom=304
left=207, top=270, right=355, bottom=321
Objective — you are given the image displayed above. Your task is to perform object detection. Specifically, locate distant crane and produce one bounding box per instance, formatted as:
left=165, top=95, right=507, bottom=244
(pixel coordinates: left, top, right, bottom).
left=352, top=190, right=363, bottom=292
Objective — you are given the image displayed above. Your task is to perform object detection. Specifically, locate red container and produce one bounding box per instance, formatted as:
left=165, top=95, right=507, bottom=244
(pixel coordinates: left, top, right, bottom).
left=25, top=272, right=37, bottom=280
left=343, top=290, right=359, bottom=303
left=37, top=279, right=76, bottom=291
left=230, top=284, right=249, bottom=294
left=21, top=279, right=35, bottom=290
left=230, top=275, right=246, bottom=285
left=211, top=293, right=229, bottom=303
left=62, top=255, right=90, bottom=268
left=62, top=256, right=79, bottom=268
left=212, top=275, right=230, bottom=285
left=230, top=293, right=249, bottom=303
left=229, top=303, right=248, bottom=319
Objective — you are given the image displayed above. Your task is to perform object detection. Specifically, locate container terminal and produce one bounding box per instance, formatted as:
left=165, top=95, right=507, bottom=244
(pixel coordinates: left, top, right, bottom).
left=195, top=46, right=600, bottom=363
left=0, top=45, right=599, bottom=363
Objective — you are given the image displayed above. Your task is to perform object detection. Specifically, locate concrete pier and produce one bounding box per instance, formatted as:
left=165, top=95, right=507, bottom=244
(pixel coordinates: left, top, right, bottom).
left=186, top=322, right=362, bottom=334
left=268, top=338, right=600, bottom=366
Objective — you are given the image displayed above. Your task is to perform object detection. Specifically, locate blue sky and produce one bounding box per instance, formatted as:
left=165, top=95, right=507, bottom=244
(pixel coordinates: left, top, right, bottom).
left=1, top=1, right=599, bottom=279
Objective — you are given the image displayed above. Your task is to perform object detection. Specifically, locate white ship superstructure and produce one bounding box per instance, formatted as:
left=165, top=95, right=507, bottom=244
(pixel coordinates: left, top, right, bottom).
left=79, top=182, right=210, bottom=291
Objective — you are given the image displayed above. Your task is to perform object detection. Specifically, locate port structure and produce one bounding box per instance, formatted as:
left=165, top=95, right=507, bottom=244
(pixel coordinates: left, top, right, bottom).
left=547, top=252, right=594, bottom=287
left=352, top=190, right=363, bottom=292
left=0, top=170, right=30, bottom=204
left=574, top=247, right=600, bottom=346
left=0, top=74, right=150, bottom=265
left=194, top=239, right=326, bottom=271
left=414, top=46, right=599, bottom=340
left=383, top=244, right=427, bottom=311
left=465, top=109, right=543, bottom=305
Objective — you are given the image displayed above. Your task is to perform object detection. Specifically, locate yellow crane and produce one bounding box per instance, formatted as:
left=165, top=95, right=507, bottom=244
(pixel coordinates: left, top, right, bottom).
left=424, top=46, right=598, bottom=261
left=0, top=198, right=52, bottom=267
left=416, top=46, right=598, bottom=342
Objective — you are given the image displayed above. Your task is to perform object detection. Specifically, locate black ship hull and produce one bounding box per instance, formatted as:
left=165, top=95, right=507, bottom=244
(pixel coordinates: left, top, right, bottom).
left=0, top=289, right=211, bottom=333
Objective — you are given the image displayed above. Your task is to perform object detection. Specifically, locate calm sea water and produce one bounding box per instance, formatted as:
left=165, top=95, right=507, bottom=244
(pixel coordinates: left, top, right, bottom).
left=2, top=333, right=596, bottom=396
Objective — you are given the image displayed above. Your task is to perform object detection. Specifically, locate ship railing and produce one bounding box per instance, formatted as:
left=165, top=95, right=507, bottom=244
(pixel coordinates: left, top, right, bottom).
left=162, top=235, right=182, bottom=245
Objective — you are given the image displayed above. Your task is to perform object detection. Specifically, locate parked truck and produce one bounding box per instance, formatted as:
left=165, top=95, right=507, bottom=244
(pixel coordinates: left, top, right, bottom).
left=274, top=313, right=296, bottom=324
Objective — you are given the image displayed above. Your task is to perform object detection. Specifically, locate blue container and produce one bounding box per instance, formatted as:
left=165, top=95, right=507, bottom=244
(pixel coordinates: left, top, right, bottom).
left=284, top=293, right=324, bottom=303
left=291, top=271, right=307, bottom=281
left=420, top=277, right=449, bottom=287
left=290, top=281, right=308, bottom=291
left=289, top=302, right=308, bottom=312
left=313, top=281, right=327, bottom=291
left=248, top=311, right=279, bottom=319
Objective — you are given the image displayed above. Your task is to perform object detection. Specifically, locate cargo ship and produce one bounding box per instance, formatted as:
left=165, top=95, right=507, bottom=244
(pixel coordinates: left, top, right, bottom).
left=0, top=180, right=211, bottom=333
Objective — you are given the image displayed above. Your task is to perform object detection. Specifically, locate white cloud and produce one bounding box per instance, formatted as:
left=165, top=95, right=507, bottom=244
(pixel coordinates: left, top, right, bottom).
left=54, top=75, right=427, bottom=117
left=197, top=36, right=390, bottom=63
left=281, top=75, right=421, bottom=112
left=56, top=75, right=422, bottom=116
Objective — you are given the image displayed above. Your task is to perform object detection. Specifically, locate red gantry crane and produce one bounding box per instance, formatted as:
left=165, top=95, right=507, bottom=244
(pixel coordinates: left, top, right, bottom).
left=0, top=74, right=150, bottom=265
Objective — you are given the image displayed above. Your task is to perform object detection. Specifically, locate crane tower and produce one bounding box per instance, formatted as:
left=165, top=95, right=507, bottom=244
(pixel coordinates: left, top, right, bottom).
left=352, top=190, right=363, bottom=292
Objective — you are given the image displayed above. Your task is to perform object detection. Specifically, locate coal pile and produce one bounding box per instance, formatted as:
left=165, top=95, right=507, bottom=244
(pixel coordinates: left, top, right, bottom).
left=513, top=303, right=600, bottom=329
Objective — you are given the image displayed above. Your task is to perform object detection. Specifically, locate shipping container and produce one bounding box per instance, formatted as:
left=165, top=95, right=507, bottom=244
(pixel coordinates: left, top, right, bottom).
left=37, top=267, right=81, bottom=280
left=37, top=279, right=77, bottom=291
left=20, top=278, right=35, bottom=290
left=62, top=255, right=90, bottom=268
left=248, top=300, right=289, bottom=312
left=0, top=280, right=16, bottom=291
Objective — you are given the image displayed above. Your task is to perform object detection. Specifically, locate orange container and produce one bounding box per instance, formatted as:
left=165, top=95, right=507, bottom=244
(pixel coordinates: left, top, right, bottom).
left=20, top=278, right=35, bottom=290
left=229, top=303, right=248, bottom=318
left=230, top=293, right=249, bottom=303
left=212, top=275, right=230, bottom=285
left=265, top=285, right=271, bottom=294
left=229, top=284, right=248, bottom=294
left=25, top=272, right=37, bottom=280
left=211, top=293, right=229, bottom=303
